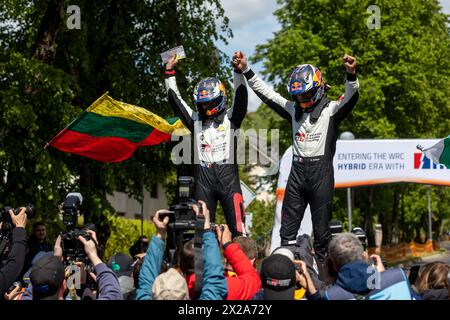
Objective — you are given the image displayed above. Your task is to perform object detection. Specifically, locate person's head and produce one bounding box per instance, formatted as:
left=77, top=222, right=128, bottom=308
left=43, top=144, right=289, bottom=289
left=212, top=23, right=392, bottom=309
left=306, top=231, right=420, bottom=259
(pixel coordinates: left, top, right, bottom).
left=224, top=236, right=257, bottom=271
left=129, top=236, right=149, bottom=259
left=287, top=64, right=325, bottom=109
left=416, top=262, right=450, bottom=293
left=193, top=77, right=227, bottom=117
left=152, top=268, right=189, bottom=300
left=107, top=253, right=133, bottom=277
left=172, top=239, right=195, bottom=275
left=328, top=232, right=364, bottom=271
left=32, top=222, right=47, bottom=241
left=260, top=253, right=296, bottom=300
left=30, top=255, right=65, bottom=300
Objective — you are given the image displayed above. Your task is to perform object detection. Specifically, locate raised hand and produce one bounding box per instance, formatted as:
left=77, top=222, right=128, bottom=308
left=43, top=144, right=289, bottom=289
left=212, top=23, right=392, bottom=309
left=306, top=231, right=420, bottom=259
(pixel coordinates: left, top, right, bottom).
left=232, top=51, right=248, bottom=72
left=343, top=54, right=357, bottom=74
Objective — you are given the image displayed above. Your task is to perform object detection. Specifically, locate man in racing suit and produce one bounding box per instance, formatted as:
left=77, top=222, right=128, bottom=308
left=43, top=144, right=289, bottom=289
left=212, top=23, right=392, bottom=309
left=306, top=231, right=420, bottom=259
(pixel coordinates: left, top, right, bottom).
left=164, top=55, right=248, bottom=237
left=233, top=51, right=359, bottom=263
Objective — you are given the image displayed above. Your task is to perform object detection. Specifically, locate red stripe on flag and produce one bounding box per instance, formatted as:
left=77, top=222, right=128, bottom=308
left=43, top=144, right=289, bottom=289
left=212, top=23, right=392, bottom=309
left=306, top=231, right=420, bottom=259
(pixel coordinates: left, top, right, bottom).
left=51, top=129, right=171, bottom=162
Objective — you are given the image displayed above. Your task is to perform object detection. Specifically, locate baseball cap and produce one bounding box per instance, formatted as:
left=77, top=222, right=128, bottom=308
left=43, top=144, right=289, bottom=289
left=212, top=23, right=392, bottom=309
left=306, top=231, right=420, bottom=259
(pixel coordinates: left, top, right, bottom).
left=272, top=247, right=295, bottom=261
left=30, top=255, right=65, bottom=300
left=152, top=268, right=189, bottom=300
left=260, top=254, right=296, bottom=300
left=107, top=253, right=133, bottom=277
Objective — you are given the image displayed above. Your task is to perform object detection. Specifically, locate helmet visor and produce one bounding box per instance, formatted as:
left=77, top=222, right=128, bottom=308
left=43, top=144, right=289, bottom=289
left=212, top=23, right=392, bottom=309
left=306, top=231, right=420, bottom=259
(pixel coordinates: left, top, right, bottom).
left=197, top=95, right=223, bottom=111
left=293, top=86, right=318, bottom=103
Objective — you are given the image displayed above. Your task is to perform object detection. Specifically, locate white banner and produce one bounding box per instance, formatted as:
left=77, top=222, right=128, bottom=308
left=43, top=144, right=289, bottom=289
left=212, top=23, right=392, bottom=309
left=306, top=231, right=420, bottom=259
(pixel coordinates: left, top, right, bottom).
left=270, top=139, right=450, bottom=253
left=334, top=139, right=450, bottom=188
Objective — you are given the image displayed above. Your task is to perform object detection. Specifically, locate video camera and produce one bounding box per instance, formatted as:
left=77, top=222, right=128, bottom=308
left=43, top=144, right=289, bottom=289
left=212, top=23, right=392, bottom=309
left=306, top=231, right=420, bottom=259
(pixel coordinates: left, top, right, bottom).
left=60, top=193, right=94, bottom=265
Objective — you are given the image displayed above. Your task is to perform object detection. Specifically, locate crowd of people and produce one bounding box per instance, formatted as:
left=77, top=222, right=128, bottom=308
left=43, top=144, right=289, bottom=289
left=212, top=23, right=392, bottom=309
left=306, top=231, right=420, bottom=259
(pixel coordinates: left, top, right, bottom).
left=0, top=204, right=449, bottom=301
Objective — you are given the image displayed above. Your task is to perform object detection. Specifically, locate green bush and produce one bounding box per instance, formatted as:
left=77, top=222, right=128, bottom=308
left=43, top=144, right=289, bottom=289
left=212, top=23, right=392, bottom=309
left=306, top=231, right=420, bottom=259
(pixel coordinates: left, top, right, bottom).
left=104, top=215, right=156, bottom=261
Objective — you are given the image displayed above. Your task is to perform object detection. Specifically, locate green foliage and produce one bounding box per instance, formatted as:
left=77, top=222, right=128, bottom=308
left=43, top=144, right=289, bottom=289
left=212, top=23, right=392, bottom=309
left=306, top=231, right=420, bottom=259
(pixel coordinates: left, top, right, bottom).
left=0, top=0, right=232, bottom=245
left=246, top=0, right=450, bottom=243
left=104, top=215, right=155, bottom=260
left=248, top=199, right=275, bottom=241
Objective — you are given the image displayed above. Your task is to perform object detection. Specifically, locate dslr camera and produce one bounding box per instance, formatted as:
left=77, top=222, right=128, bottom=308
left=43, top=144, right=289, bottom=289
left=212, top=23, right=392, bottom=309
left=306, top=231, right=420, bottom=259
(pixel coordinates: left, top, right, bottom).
left=0, top=204, right=35, bottom=239
left=60, top=193, right=93, bottom=264
left=163, top=176, right=201, bottom=231
left=0, top=204, right=35, bottom=261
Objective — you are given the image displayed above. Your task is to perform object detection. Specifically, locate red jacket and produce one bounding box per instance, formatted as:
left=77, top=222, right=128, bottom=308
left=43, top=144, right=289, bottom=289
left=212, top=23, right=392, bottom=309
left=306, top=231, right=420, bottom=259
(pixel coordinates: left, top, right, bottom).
left=186, top=243, right=261, bottom=300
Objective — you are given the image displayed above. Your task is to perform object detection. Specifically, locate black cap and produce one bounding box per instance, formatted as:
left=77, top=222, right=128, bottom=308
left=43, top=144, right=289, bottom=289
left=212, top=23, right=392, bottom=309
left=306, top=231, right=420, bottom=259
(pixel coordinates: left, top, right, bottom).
left=260, top=254, right=296, bottom=300
left=30, top=255, right=65, bottom=300
left=107, top=253, right=133, bottom=277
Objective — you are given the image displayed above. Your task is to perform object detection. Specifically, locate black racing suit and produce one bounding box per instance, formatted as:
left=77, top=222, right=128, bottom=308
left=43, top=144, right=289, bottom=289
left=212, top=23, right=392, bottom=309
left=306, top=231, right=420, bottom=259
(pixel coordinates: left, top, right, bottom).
left=243, top=67, right=359, bottom=263
left=165, top=70, right=248, bottom=237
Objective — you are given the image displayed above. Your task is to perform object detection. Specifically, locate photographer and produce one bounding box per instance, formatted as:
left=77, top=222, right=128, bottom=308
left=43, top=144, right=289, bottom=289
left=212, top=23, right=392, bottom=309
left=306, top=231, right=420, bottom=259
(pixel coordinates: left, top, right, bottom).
left=136, top=201, right=228, bottom=300
left=323, top=233, right=415, bottom=300
left=21, top=230, right=122, bottom=300
left=184, top=224, right=261, bottom=300
left=0, top=208, right=27, bottom=298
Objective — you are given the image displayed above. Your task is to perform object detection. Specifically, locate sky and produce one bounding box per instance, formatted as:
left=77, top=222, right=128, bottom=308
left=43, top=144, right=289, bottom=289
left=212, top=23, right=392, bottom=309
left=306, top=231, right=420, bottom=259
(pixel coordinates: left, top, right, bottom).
left=217, top=0, right=450, bottom=112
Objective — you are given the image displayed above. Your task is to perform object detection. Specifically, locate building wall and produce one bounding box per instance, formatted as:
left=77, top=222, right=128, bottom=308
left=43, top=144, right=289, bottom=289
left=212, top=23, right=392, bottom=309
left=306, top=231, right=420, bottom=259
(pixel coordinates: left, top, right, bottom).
left=106, top=183, right=168, bottom=220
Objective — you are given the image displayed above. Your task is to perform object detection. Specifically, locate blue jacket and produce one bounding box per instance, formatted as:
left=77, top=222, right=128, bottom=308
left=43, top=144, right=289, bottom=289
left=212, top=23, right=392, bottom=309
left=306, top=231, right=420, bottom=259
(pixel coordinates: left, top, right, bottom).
left=324, top=261, right=416, bottom=300
left=135, top=235, right=165, bottom=300
left=136, top=231, right=228, bottom=300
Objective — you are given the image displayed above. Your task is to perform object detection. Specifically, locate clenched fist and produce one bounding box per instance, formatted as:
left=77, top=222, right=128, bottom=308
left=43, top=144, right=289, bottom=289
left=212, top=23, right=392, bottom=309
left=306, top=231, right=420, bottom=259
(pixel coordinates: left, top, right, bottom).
left=343, top=54, right=357, bottom=74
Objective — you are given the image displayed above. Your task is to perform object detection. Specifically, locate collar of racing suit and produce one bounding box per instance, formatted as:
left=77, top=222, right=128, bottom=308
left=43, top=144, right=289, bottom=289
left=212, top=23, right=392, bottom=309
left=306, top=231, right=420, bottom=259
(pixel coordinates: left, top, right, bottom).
left=294, top=95, right=330, bottom=123
left=199, top=107, right=227, bottom=124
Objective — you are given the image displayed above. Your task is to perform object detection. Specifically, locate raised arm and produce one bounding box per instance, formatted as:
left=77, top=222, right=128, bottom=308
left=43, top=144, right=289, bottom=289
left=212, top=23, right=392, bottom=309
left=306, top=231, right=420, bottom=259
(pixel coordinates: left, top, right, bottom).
left=229, top=70, right=248, bottom=128
left=233, top=51, right=292, bottom=121
left=135, top=210, right=169, bottom=300
left=164, top=55, right=196, bottom=132
left=331, top=54, right=360, bottom=124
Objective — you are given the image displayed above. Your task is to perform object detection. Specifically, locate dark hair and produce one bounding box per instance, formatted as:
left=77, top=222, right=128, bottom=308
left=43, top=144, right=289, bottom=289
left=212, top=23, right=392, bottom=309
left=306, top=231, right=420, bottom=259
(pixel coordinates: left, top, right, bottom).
left=233, top=236, right=257, bottom=261
left=179, top=240, right=195, bottom=274
left=32, top=222, right=46, bottom=230
left=129, top=236, right=149, bottom=258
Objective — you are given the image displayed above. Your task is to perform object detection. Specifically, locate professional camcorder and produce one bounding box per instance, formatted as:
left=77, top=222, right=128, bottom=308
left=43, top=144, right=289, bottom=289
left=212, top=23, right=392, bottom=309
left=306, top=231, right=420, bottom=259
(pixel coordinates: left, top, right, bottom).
left=60, top=193, right=93, bottom=265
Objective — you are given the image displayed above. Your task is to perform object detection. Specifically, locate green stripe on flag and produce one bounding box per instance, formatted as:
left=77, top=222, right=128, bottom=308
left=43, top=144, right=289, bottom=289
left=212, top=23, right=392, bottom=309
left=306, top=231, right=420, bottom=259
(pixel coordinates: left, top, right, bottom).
left=71, top=112, right=153, bottom=143
left=439, top=136, right=450, bottom=167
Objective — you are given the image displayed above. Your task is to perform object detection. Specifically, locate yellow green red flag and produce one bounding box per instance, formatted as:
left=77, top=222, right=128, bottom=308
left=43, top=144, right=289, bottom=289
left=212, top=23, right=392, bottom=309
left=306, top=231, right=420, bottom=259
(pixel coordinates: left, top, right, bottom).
left=49, top=94, right=188, bottom=162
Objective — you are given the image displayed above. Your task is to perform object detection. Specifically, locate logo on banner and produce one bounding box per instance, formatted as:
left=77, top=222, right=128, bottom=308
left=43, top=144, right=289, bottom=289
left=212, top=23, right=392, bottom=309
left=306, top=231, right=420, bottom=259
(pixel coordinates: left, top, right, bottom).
left=413, top=153, right=448, bottom=170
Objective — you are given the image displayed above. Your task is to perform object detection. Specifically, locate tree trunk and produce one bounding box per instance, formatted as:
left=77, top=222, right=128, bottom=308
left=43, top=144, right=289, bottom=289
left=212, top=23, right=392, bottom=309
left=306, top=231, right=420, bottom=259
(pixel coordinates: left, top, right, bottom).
left=94, top=0, right=122, bottom=94
left=364, top=187, right=375, bottom=247
left=32, top=0, right=66, bottom=64
left=391, top=186, right=400, bottom=244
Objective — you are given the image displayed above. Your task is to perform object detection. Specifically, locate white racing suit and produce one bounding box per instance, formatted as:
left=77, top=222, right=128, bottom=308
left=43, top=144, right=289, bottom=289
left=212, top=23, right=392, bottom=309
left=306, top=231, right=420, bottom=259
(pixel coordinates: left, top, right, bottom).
left=243, top=66, right=359, bottom=262
left=165, top=70, right=248, bottom=237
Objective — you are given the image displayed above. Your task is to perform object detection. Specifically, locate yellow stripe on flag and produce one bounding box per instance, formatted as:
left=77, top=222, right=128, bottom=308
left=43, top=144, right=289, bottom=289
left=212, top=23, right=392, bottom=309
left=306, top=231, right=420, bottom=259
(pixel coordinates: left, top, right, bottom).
left=87, top=93, right=189, bottom=135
